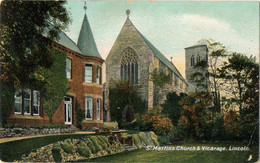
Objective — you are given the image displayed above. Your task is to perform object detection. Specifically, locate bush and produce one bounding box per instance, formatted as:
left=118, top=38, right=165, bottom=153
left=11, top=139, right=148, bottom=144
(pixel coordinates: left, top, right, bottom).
left=75, top=100, right=84, bottom=125
left=96, top=136, right=108, bottom=150
left=157, top=136, right=170, bottom=146
left=90, top=136, right=101, bottom=153
left=87, top=138, right=96, bottom=154
left=138, top=132, right=148, bottom=145
left=132, top=134, right=141, bottom=149
left=150, top=131, right=159, bottom=146
left=60, top=139, right=73, bottom=154
left=77, top=142, right=90, bottom=158
left=52, top=144, right=62, bottom=162
left=106, top=148, right=112, bottom=155
left=102, top=122, right=118, bottom=131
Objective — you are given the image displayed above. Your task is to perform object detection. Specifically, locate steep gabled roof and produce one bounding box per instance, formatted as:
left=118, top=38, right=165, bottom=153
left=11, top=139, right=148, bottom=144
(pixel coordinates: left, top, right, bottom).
left=126, top=18, right=186, bottom=82
left=77, top=14, right=102, bottom=59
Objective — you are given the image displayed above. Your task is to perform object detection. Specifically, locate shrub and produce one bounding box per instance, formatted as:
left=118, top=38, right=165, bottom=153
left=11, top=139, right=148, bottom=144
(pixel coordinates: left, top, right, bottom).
left=87, top=138, right=96, bottom=154
left=52, top=144, right=62, bottom=162
left=90, top=136, right=101, bottom=153
left=157, top=136, right=170, bottom=146
left=102, top=122, right=118, bottom=131
left=121, top=133, right=130, bottom=139
left=61, top=139, right=73, bottom=154
left=138, top=132, right=148, bottom=145
left=77, top=142, right=90, bottom=158
left=100, top=136, right=109, bottom=144
left=106, top=148, right=112, bottom=155
left=75, top=100, right=84, bottom=125
left=96, top=136, right=108, bottom=150
left=150, top=131, right=159, bottom=146
left=132, top=134, right=141, bottom=149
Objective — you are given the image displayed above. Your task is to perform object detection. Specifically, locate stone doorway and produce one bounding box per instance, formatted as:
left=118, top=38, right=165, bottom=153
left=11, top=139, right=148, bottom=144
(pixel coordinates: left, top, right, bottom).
left=122, top=105, right=135, bottom=123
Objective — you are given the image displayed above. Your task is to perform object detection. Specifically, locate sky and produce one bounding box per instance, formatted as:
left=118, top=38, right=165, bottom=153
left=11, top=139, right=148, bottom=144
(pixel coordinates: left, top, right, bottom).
left=64, top=1, right=259, bottom=77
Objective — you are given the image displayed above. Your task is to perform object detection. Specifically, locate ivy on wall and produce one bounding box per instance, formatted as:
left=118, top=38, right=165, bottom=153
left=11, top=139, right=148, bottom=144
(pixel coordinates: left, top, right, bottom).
left=36, top=48, right=69, bottom=122
left=151, top=68, right=171, bottom=88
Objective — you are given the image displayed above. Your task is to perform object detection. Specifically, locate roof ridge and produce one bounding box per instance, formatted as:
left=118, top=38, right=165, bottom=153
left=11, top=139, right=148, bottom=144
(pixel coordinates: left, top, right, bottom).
left=126, top=18, right=186, bottom=82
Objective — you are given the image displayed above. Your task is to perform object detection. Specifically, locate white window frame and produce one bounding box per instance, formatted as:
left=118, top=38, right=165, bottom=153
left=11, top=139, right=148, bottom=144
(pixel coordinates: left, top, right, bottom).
left=85, top=97, right=93, bottom=120
left=33, top=91, right=40, bottom=115
left=23, top=89, right=31, bottom=115
left=85, top=65, right=93, bottom=83
left=96, top=66, right=100, bottom=84
left=14, top=90, right=22, bottom=114
left=64, top=96, right=72, bottom=125
left=66, top=57, right=72, bottom=79
left=96, top=98, right=101, bottom=120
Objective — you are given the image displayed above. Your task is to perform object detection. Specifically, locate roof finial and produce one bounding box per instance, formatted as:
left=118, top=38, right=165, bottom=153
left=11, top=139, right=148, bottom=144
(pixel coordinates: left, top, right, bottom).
left=126, top=9, right=130, bottom=18
left=84, top=2, right=87, bottom=14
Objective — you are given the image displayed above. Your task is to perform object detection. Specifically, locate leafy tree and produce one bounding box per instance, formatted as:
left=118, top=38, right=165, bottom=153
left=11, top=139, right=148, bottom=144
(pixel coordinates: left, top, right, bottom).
left=178, top=92, right=213, bottom=140
left=109, top=79, right=147, bottom=125
left=0, top=0, right=70, bottom=90
left=193, top=39, right=227, bottom=112
left=161, top=92, right=187, bottom=126
left=219, top=53, right=259, bottom=143
left=151, top=68, right=171, bottom=88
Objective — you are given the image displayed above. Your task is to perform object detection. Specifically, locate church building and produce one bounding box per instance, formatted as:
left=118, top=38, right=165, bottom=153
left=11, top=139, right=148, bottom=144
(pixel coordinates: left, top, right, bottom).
left=7, top=6, right=104, bottom=129
left=105, top=10, right=188, bottom=121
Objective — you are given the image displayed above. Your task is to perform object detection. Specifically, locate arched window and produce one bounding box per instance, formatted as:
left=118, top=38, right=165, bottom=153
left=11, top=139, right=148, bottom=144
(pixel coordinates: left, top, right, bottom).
left=120, top=47, right=139, bottom=85
left=191, top=55, right=195, bottom=66
left=197, top=55, right=200, bottom=63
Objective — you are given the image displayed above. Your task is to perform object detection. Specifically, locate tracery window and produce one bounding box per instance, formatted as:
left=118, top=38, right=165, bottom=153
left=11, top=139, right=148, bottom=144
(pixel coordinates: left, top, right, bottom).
left=120, top=47, right=139, bottom=85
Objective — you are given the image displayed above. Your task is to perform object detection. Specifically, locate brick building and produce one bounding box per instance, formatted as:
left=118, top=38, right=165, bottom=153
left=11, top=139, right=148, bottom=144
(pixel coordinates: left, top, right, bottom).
left=7, top=12, right=104, bottom=128
left=105, top=11, right=188, bottom=121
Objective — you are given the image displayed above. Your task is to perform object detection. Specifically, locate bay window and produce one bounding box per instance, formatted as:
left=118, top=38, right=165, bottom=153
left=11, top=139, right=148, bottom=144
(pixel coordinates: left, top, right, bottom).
left=96, top=66, right=100, bottom=84
left=96, top=98, right=101, bottom=120
left=85, top=64, right=92, bottom=83
left=85, top=97, right=93, bottom=120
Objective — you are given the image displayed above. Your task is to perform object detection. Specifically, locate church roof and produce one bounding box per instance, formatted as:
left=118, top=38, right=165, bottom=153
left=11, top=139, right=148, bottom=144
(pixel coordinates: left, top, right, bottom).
left=126, top=18, right=186, bottom=82
left=77, top=14, right=102, bottom=59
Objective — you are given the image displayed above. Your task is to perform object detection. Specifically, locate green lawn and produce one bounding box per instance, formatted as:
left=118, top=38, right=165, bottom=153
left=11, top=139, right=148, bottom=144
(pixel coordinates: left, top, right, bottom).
left=0, top=134, right=94, bottom=162
left=83, top=143, right=258, bottom=163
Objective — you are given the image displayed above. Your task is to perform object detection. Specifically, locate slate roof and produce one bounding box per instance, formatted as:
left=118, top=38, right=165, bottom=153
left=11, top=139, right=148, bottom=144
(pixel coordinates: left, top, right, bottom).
left=77, top=14, right=102, bottom=59
left=127, top=18, right=186, bottom=82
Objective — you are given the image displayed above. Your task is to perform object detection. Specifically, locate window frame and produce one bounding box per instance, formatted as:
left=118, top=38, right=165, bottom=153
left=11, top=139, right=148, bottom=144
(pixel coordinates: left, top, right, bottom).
left=96, top=98, right=101, bottom=120
left=23, top=89, right=31, bottom=115
left=33, top=90, right=40, bottom=115
left=85, top=64, right=93, bottom=83
left=14, top=90, right=22, bottom=114
left=65, top=57, right=72, bottom=79
left=96, top=66, right=100, bottom=84
left=85, top=97, right=93, bottom=120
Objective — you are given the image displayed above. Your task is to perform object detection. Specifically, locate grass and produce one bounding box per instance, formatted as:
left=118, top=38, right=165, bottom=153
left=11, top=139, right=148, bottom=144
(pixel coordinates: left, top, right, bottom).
left=81, top=142, right=259, bottom=163
left=0, top=134, right=93, bottom=162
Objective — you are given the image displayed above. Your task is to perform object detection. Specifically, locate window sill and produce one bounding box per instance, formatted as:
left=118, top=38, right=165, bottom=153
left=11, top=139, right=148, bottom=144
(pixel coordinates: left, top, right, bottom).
left=82, top=119, right=103, bottom=123
left=82, top=82, right=102, bottom=88
left=13, top=114, right=42, bottom=119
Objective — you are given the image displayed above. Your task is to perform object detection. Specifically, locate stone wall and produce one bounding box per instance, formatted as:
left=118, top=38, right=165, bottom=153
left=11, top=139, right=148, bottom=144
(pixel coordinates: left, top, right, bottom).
left=185, top=45, right=209, bottom=93
left=0, top=127, right=78, bottom=138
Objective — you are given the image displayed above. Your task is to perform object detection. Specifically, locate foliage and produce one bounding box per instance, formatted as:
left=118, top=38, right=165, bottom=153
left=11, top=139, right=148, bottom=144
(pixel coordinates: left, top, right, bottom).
left=178, top=92, right=213, bottom=140
left=75, top=99, right=84, bottom=125
left=106, top=148, right=112, bottom=155
left=60, top=139, right=73, bottom=154
left=52, top=145, right=62, bottom=162
left=0, top=81, right=15, bottom=125
left=162, top=92, right=187, bottom=125
left=138, top=132, right=149, bottom=145
left=151, top=68, right=171, bottom=88
left=223, top=110, right=239, bottom=138
left=102, top=122, right=118, bottom=131
left=90, top=136, right=101, bottom=153
left=77, top=142, right=90, bottom=158
left=109, top=79, right=147, bottom=125
left=0, top=0, right=70, bottom=89
left=5, top=124, right=66, bottom=129
left=96, top=136, right=108, bottom=150
left=150, top=131, right=159, bottom=146
left=87, top=138, right=96, bottom=154
left=132, top=134, right=141, bottom=149
left=37, top=49, right=69, bottom=121
left=157, top=136, right=170, bottom=146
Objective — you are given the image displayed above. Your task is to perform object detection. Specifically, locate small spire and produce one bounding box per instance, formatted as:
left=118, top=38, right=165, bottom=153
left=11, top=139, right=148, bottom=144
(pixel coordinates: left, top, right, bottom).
left=126, top=9, right=130, bottom=18
left=170, top=56, right=173, bottom=63
left=83, top=2, right=87, bottom=14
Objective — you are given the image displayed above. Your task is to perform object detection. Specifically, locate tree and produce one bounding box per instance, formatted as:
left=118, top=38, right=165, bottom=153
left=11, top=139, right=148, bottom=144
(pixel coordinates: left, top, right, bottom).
left=109, top=79, right=147, bottom=125
left=161, top=92, right=187, bottom=126
left=193, top=39, right=227, bottom=112
left=0, top=1, right=70, bottom=90
left=219, top=53, right=259, bottom=143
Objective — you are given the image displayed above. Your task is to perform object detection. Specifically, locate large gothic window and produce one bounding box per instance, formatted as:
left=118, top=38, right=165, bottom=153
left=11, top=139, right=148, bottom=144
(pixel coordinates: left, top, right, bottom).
left=120, top=47, right=139, bottom=85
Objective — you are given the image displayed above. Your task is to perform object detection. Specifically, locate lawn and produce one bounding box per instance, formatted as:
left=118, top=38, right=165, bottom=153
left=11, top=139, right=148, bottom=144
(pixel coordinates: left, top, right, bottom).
left=83, top=143, right=259, bottom=163
left=0, top=134, right=94, bottom=162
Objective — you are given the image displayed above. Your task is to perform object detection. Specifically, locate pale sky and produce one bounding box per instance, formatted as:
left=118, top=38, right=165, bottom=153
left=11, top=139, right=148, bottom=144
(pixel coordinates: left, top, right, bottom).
left=64, top=1, right=259, bottom=77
